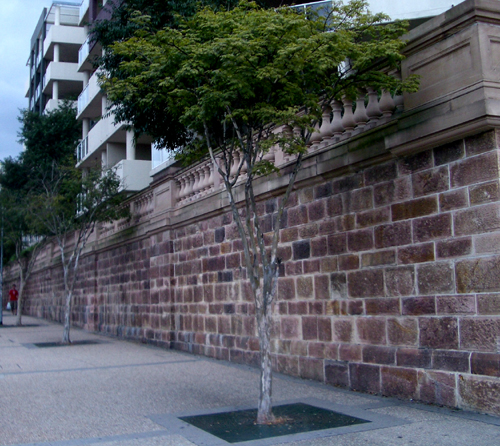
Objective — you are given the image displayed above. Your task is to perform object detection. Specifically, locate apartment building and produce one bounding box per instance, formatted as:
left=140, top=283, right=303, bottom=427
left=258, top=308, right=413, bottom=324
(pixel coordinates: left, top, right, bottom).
left=26, top=1, right=85, bottom=115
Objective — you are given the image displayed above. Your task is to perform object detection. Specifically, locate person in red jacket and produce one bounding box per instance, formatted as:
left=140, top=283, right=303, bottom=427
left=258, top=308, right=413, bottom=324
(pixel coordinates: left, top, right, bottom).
left=9, top=284, right=18, bottom=316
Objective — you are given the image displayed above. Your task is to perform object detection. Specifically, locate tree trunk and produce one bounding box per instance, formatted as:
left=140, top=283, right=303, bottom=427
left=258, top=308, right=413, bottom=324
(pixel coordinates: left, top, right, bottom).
left=256, top=298, right=275, bottom=424
left=62, top=291, right=72, bottom=344
left=15, top=279, right=24, bottom=326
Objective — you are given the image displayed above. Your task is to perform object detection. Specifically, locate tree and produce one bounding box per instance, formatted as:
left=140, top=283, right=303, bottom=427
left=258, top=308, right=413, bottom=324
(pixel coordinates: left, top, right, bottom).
left=101, top=0, right=418, bottom=423
left=0, top=189, right=46, bottom=326
left=0, top=102, right=80, bottom=324
left=29, top=164, right=129, bottom=344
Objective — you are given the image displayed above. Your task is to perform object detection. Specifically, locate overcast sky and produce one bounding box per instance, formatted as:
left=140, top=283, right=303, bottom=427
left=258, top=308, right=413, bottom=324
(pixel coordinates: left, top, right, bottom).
left=0, top=1, right=50, bottom=162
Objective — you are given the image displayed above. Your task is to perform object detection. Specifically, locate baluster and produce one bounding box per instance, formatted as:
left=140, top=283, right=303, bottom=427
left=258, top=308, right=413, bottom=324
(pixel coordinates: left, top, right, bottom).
left=379, top=90, right=396, bottom=117
left=184, top=171, right=194, bottom=199
left=207, top=162, right=215, bottom=192
left=319, top=104, right=333, bottom=142
left=230, top=151, right=240, bottom=180
left=309, top=121, right=322, bottom=147
left=365, top=87, right=382, bottom=122
left=192, top=168, right=202, bottom=197
left=353, top=91, right=368, bottom=128
left=341, top=96, right=356, bottom=132
left=177, top=176, right=186, bottom=202
left=330, top=100, right=344, bottom=136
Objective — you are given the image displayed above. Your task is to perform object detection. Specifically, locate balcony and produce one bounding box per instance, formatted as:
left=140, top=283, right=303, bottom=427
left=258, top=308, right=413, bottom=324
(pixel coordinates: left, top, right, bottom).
left=115, top=160, right=152, bottom=192
left=42, top=61, right=84, bottom=97
left=43, top=25, right=86, bottom=62
left=78, top=37, right=102, bottom=72
left=44, top=99, right=76, bottom=114
left=77, top=72, right=104, bottom=118
left=79, top=0, right=89, bottom=25
left=77, top=136, right=89, bottom=162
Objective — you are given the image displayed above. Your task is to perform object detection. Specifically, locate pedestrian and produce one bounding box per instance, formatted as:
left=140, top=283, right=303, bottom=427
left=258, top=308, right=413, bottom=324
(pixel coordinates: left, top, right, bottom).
left=9, top=284, right=18, bottom=316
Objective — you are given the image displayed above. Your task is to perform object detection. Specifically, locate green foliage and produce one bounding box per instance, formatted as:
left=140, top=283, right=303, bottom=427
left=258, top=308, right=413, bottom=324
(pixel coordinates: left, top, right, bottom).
left=102, top=0, right=418, bottom=162
left=0, top=102, right=80, bottom=193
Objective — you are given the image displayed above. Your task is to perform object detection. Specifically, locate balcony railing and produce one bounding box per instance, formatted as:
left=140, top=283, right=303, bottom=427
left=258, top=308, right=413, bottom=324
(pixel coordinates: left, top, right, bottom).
left=79, top=0, right=90, bottom=23
left=77, top=136, right=89, bottom=162
left=78, top=83, right=89, bottom=116
left=78, top=37, right=90, bottom=68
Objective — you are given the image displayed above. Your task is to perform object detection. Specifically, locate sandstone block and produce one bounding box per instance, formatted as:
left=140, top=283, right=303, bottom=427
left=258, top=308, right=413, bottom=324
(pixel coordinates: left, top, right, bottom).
left=374, top=177, right=412, bottom=207
left=464, top=130, right=497, bottom=156
left=399, top=150, right=433, bottom=174
left=413, top=213, right=452, bottom=242
left=330, top=272, right=348, bottom=299
left=299, top=357, right=324, bottom=381
left=349, top=363, right=381, bottom=394
left=477, top=294, right=500, bottom=314
left=459, top=318, right=500, bottom=351
left=451, top=151, right=499, bottom=187
left=419, top=317, right=458, bottom=349
left=388, top=318, right=419, bottom=346
left=418, top=370, right=457, bottom=407
left=332, top=173, right=364, bottom=194
left=356, top=207, right=391, bottom=229
left=339, top=344, right=362, bottom=361
left=402, top=297, right=435, bottom=315
left=314, top=182, right=333, bottom=199
left=325, top=360, right=349, bottom=388
left=363, top=345, right=396, bottom=365
left=397, top=348, right=431, bottom=368
left=338, top=254, right=360, bottom=271
left=277, top=277, right=296, bottom=300
left=356, top=318, right=386, bottom=344
left=365, top=298, right=400, bottom=315
left=361, top=250, right=396, bottom=268
left=417, top=262, right=455, bottom=295
left=398, top=243, right=435, bottom=264
left=288, top=205, right=308, bottom=227
left=459, top=375, right=500, bottom=416
left=469, top=180, right=500, bottom=206
left=327, top=233, right=347, bottom=255
left=471, top=352, right=500, bottom=377
left=385, top=266, right=415, bottom=296
left=436, top=295, right=475, bottom=314
left=456, top=256, right=500, bottom=293
left=308, top=200, right=326, bottom=222
left=412, top=166, right=449, bottom=197
left=365, top=161, right=398, bottom=185
left=293, top=240, right=311, bottom=260
left=381, top=366, right=418, bottom=399
left=375, top=221, right=412, bottom=248
left=348, top=269, right=384, bottom=298
left=302, top=316, right=318, bottom=340
left=347, top=229, right=374, bottom=252
left=432, top=350, right=470, bottom=372
left=281, top=317, right=300, bottom=339
left=343, top=188, right=373, bottom=213
left=318, top=317, right=333, bottom=342
left=314, top=275, right=330, bottom=300
left=392, top=197, right=438, bottom=221
left=439, top=188, right=468, bottom=212
left=326, top=195, right=343, bottom=217
left=333, top=319, right=353, bottom=343
left=434, top=140, right=464, bottom=165
left=436, top=238, right=472, bottom=258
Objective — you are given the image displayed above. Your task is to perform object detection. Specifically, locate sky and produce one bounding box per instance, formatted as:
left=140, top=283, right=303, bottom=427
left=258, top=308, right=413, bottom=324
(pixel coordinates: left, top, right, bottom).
left=0, top=0, right=455, bottom=164
left=0, top=0, right=52, bottom=162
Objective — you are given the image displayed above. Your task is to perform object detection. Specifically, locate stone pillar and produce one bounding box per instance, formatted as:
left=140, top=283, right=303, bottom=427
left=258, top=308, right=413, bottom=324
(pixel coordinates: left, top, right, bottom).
left=126, top=130, right=136, bottom=161
left=101, top=150, right=108, bottom=168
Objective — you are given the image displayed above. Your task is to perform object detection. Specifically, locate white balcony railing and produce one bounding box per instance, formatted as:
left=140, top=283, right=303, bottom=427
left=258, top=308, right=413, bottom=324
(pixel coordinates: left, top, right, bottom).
left=77, top=136, right=89, bottom=162
left=79, top=0, right=90, bottom=23
left=78, top=37, right=90, bottom=68
left=78, top=83, right=89, bottom=115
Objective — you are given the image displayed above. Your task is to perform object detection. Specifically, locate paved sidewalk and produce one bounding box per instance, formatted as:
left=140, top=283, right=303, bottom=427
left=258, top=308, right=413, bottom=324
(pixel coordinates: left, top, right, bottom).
left=0, top=314, right=499, bottom=446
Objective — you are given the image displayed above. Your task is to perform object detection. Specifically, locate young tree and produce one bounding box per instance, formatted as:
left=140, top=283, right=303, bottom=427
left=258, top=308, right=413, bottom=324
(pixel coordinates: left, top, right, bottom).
left=29, top=164, right=129, bottom=344
left=101, top=0, right=418, bottom=423
left=0, top=102, right=80, bottom=325
left=0, top=189, right=46, bottom=326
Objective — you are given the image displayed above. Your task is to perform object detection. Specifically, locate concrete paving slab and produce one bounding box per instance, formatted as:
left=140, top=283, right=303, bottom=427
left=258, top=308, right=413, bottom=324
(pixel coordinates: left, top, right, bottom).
left=1, top=315, right=499, bottom=446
